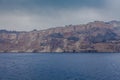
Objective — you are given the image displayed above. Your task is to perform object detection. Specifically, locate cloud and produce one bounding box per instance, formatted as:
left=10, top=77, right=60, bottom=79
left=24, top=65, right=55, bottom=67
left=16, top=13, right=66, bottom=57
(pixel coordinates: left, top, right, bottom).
left=104, top=0, right=120, bottom=19
left=0, top=0, right=120, bottom=31
left=0, top=8, right=106, bottom=31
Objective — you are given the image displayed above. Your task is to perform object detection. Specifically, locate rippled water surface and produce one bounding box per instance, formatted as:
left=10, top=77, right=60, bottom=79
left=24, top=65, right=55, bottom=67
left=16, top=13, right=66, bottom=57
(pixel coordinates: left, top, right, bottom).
left=0, top=53, right=120, bottom=80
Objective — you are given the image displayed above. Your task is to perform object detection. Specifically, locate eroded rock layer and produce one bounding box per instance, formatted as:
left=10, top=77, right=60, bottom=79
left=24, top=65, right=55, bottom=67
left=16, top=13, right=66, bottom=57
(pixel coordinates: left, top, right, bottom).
left=0, top=21, right=120, bottom=53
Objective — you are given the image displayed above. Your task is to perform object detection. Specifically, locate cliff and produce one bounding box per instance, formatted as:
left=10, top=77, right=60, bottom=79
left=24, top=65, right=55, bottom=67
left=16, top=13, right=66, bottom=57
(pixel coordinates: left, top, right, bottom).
left=0, top=21, right=120, bottom=53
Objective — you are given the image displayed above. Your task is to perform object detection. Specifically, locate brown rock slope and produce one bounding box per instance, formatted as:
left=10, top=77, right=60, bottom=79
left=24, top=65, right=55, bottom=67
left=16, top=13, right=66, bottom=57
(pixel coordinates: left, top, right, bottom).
left=0, top=21, right=120, bottom=53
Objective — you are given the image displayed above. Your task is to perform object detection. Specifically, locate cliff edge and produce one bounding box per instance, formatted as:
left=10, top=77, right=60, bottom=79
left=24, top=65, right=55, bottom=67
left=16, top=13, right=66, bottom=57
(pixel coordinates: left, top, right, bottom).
left=0, top=21, right=120, bottom=53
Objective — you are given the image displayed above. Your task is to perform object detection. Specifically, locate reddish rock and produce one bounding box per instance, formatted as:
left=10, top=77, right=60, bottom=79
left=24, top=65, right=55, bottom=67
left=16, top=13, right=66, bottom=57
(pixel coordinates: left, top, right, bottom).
left=0, top=21, right=120, bottom=53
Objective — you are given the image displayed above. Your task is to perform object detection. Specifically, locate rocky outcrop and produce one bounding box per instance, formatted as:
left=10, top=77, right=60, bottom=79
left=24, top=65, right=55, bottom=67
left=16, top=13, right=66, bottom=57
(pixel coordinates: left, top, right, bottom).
left=0, top=21, right=120, bottom=53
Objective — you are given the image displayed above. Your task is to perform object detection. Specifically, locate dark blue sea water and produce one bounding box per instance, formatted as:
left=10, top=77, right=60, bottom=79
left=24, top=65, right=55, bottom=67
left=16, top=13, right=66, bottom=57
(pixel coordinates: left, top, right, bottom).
left=0, top=53, right=120, bottom=80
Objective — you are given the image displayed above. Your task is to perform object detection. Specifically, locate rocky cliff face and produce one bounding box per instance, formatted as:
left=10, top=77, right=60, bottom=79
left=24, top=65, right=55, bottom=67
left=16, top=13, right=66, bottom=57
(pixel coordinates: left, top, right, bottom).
left=0, top=21, right=120, bottom=53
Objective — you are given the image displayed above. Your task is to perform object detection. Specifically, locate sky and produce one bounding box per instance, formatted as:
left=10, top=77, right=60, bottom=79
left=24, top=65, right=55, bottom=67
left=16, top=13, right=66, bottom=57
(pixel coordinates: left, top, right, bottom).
left=0, top=0, right=120, bottom=31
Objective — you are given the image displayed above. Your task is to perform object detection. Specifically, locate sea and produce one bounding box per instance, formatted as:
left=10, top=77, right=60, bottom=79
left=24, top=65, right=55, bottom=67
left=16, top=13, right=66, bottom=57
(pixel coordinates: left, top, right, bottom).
left=0, top=53, right=120, bottom=80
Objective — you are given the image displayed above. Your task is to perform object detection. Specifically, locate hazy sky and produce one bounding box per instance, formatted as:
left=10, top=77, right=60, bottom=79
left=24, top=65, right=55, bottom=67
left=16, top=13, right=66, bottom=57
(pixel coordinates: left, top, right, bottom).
left=0, top=0, right=120, bottom=31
